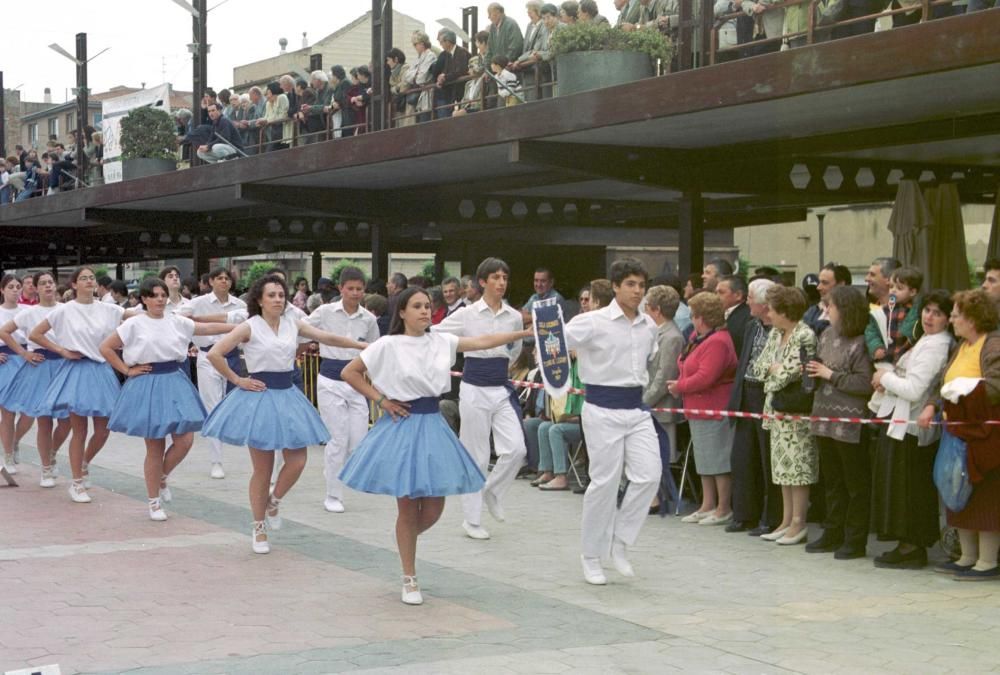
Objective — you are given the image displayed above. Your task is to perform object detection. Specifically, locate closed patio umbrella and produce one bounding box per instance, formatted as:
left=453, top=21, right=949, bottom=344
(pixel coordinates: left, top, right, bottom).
left=924, top=182, right=969, bottom=292
left=888, top=179, right=932, bottom=284
left=987, top=188, right=1000, bottom=262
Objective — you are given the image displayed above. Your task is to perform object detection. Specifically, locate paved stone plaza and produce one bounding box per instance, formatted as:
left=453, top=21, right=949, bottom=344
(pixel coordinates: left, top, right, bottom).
left=2, top=432, right=999, bottom=675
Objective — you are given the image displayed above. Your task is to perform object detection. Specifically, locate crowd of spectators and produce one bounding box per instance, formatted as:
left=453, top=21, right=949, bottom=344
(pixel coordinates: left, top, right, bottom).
left=2, top=128, right=103, bottom=203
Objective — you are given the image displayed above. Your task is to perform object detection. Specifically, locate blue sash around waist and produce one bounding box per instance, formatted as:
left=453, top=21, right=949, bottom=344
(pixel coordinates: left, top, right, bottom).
left=319, top=358, right=351, bottom=381
left=405, top=396, right=441, bottom=415
left=252, top=370, right=294, bottom=390
left=37, top=348, right=63, bottom=360
left=462, top=356, right=524, bottom=425
left=583, top=383, right=679, bottom=509
left=147, top=361, right=183, bottom=374
left=585, top=384, right=644, bottom=410
left=0, top=345, right=22, bottom=356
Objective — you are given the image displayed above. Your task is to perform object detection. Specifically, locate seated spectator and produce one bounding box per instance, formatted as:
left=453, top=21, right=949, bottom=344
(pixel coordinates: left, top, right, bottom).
left=925, top=290, right=1000, bottom=580
left=870, top=288, right=953, bottom=569
left=805, top=286, right=874, bottom=560
left=0, top=158, right=11, bottom=205
left=533, top=356, right=584, bottom=491
left=670, top=292, right=739, bottom=526
left=453, top=57, right=486, bottom=116
left=196, top=102, right=244, bottom=163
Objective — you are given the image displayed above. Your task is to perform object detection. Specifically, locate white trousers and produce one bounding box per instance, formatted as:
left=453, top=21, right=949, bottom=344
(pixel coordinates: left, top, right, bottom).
left=196, top=351, right=226, bottom=464
left=459, top=383, right=527, bottom=526
left=580, top=403, right=662, bottom=559
left=318, top=375, right=370, bottom=499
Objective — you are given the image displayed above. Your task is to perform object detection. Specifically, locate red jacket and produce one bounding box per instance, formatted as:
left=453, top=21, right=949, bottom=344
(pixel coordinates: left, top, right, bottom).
left=674, top=330, right=738, bottom=420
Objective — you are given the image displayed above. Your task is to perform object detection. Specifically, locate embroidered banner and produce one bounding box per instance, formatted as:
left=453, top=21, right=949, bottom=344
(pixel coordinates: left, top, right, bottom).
left=531, top=297, right=570, bottom=398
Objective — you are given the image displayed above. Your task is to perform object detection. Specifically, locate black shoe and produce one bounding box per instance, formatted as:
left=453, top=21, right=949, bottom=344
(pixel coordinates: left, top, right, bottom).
left=748, top=525, right=772, bottom=537
left=572, top=484, right=588, bottom=495
left=805, top=531, right=843, bottom=553
left=725, top=521, right=751, bottom=533
left=648, top=503, right=662, bottom=515
left=874, top=546, right=927, bottom=569
left=834, top=544, right=867, bottom=560
left=954, top=566, right=1000, bottom=581
left=935, top=560, right=975, bottom=575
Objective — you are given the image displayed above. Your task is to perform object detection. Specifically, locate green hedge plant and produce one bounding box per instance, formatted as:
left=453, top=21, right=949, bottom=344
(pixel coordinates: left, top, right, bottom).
left=120, top=107, right=178, bottom=161
left=550, top=21, right=673, bottom=62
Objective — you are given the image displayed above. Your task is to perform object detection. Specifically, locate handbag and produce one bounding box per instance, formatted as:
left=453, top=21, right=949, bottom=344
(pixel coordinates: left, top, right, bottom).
left=771, top=380, right=814, bottom=414
left=933, top=428, right=973, bottom=512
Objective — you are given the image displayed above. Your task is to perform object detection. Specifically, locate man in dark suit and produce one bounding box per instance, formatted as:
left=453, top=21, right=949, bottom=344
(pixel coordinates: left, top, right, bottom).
left=432, top=29, right=471, bottom=119
left=725, top=278, right=783, bottom=535
left=718, top=275, right=751, bottom=356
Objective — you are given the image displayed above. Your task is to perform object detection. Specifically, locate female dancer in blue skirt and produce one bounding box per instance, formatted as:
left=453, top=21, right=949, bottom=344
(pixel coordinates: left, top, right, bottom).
left=0, top=274, right=35, bottom=472
left=339, top=287, right=530, bottom=604
left=202, top=274, right=367, bottom=554
left=0, top=272, right=71, bottom=486
left=99, top=279, right=233, bottom=521
left=28, top=266, right=133, bottom=503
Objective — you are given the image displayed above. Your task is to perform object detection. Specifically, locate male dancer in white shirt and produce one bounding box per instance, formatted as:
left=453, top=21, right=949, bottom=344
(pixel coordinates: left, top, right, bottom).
left=181, top=267, right=246, bottom=479
left=565, top=258, right=661, bottom=584
left=433, top=257, right=527, bottom=540
left=306, top=267, right=380, bottom=513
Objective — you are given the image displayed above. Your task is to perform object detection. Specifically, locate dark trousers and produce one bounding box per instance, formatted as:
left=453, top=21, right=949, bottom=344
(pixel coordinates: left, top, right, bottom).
left=732, top=383, right=783, bottom=528
left=816, top=436, right=871, bottom=550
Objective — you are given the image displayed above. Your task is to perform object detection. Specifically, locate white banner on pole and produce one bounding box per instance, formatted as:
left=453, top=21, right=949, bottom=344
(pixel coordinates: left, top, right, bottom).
left=101, top=83, right=172, bottom=184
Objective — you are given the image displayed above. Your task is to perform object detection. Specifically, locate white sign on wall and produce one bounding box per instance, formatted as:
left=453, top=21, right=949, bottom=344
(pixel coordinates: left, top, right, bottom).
left=101, top=83, right=172, bottom=184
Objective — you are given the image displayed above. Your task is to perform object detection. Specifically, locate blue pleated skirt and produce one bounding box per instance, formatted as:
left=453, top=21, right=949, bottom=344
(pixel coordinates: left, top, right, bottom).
left=44, top=359, right=122, bottom=418
left=202, top=386, right=329, bottom=451
left=108, top=369, right=208, bottom=439
left=0, top=357, right=69, bottom=419
left=340, top=412, right=486, bottom=498
left=0, top=354, right=26, bottom=409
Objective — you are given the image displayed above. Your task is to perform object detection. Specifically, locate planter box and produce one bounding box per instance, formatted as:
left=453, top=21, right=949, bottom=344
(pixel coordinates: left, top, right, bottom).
left=122, top=158, right=177, bottom=181
left=554, top=50, right=655, bottom=97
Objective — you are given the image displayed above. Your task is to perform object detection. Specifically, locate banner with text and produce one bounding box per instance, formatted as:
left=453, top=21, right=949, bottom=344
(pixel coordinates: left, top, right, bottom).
left=100, top=83, right=172, bottom=184
left=531, top=297, right=571, bottom=399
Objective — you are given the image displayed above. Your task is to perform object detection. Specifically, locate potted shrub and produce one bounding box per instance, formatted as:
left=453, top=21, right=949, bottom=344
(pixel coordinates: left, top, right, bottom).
left=550, top=22, right=673, bottom=97
left=120, top=106, right=178, bottom=180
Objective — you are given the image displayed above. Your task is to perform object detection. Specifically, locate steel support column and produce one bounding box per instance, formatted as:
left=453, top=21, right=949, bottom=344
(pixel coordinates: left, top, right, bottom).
left=678, top=190, right=704, bottom=279
left=76, top=34, right=89, bottom=181
left=312, top=249, right=323, bottom=288
left=371, top=222, right=388, bottom=282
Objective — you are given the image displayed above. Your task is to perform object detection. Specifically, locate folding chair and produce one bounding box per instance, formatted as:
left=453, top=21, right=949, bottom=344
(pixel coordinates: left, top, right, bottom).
left=673, top=438, right=701, bottom=516
left=568, top=438, right=588, bottom=489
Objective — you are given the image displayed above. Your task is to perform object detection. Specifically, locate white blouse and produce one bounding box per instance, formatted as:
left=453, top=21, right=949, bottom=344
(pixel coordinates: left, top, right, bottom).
left=361, top=332, right=459, bottom=401
left=47, top=301, right=125, bottom=362
left=14, top=304, right=58, bottom=351
left=243, top=315, right=298, bottom=373
left=0, top=305, right=26, bottom=345
left=117, top=313, right=195, bottom=365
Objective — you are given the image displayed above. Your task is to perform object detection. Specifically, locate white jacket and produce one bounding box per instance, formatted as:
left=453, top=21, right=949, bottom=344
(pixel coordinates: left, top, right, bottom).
left=876, top=330, right=952, bottom=444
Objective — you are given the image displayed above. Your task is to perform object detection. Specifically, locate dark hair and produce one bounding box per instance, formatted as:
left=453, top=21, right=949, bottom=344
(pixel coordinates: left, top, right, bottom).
left=206, top=102, right=220, bottom=113
left=985, top=258, right=1000, bottom=275
left=718, top=274, right=747, bottom=299
left=442, top=276, right=460, bottom=288
left=609, top=257, right=648, bottom=286
left=138, top=278, right=169, bottom=310
left=71, top=267, right=97, bottom=284
left=828, top=285, right=869, bottom=338
left=331, top=65, right=347, bottom=81
left=295, top=78, right=308, bottom=89
left=200, top=273, right=210, bottom=285
left=821, top=262, right=852, bottom=286
left=208, top=267, right=232, bottom=282
left=266, top=81, right=281, bottom=96
left=387, top=47, right=406, bottom=64
left=475, top=30, right=490, bottom=45
left=540, top=3, right=558, bottom=15
left=579, top=0, right=598, bottom=16
left=159, top=266, right=181, bottom=281
left=110, top=280, right=128, bottom=296
left=871, top=256, right=902, bottom=278
left=357, top=65, right=371, bottom=79
left=247, top=274, right=288, bottom=318
left=1, top=274, right=19, bottom=292
left=686, top=272, right=702, bottom=289
left=408, top=275, right=429, bottom=289
left=477, top=257, right=511, bottom=283
left=264, top=266, right=287, bottom=279
left=560, top=0, right=579, bottom=19
left=97, top=275, right=113, bottom=288
left=390, top=272, right=409, bottom=290
left=336, top=266, right=364, bottom=286
left=218, top=88, right=231, bottom=104
left=389, top=287, right=431, bottom=336
left=364, top=293, right=387, bottom=316
left=953, top=289, right=999, bottom=335
left=491, top=55, right=510, bottom=69
left=366, top=278, right=388, bottom=296
left=891, top=265, right=923, bottom=292
left=534, top=267, right=553, bottom=279
left=204, top=88, right=217, bottom=98
left=922, top=288, right=954, bottom=319
left=708, top=258, right=734, bottom=276
left=32, top=271, right=56, bottom=287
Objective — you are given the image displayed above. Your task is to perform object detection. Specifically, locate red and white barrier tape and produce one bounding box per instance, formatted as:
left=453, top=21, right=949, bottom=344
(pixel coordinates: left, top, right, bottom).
left=449, top=371, right=1000, bottom=427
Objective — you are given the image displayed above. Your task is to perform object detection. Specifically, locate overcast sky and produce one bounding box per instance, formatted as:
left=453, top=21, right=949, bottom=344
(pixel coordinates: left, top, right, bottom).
left=6, top=1, right=530, bottom=103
